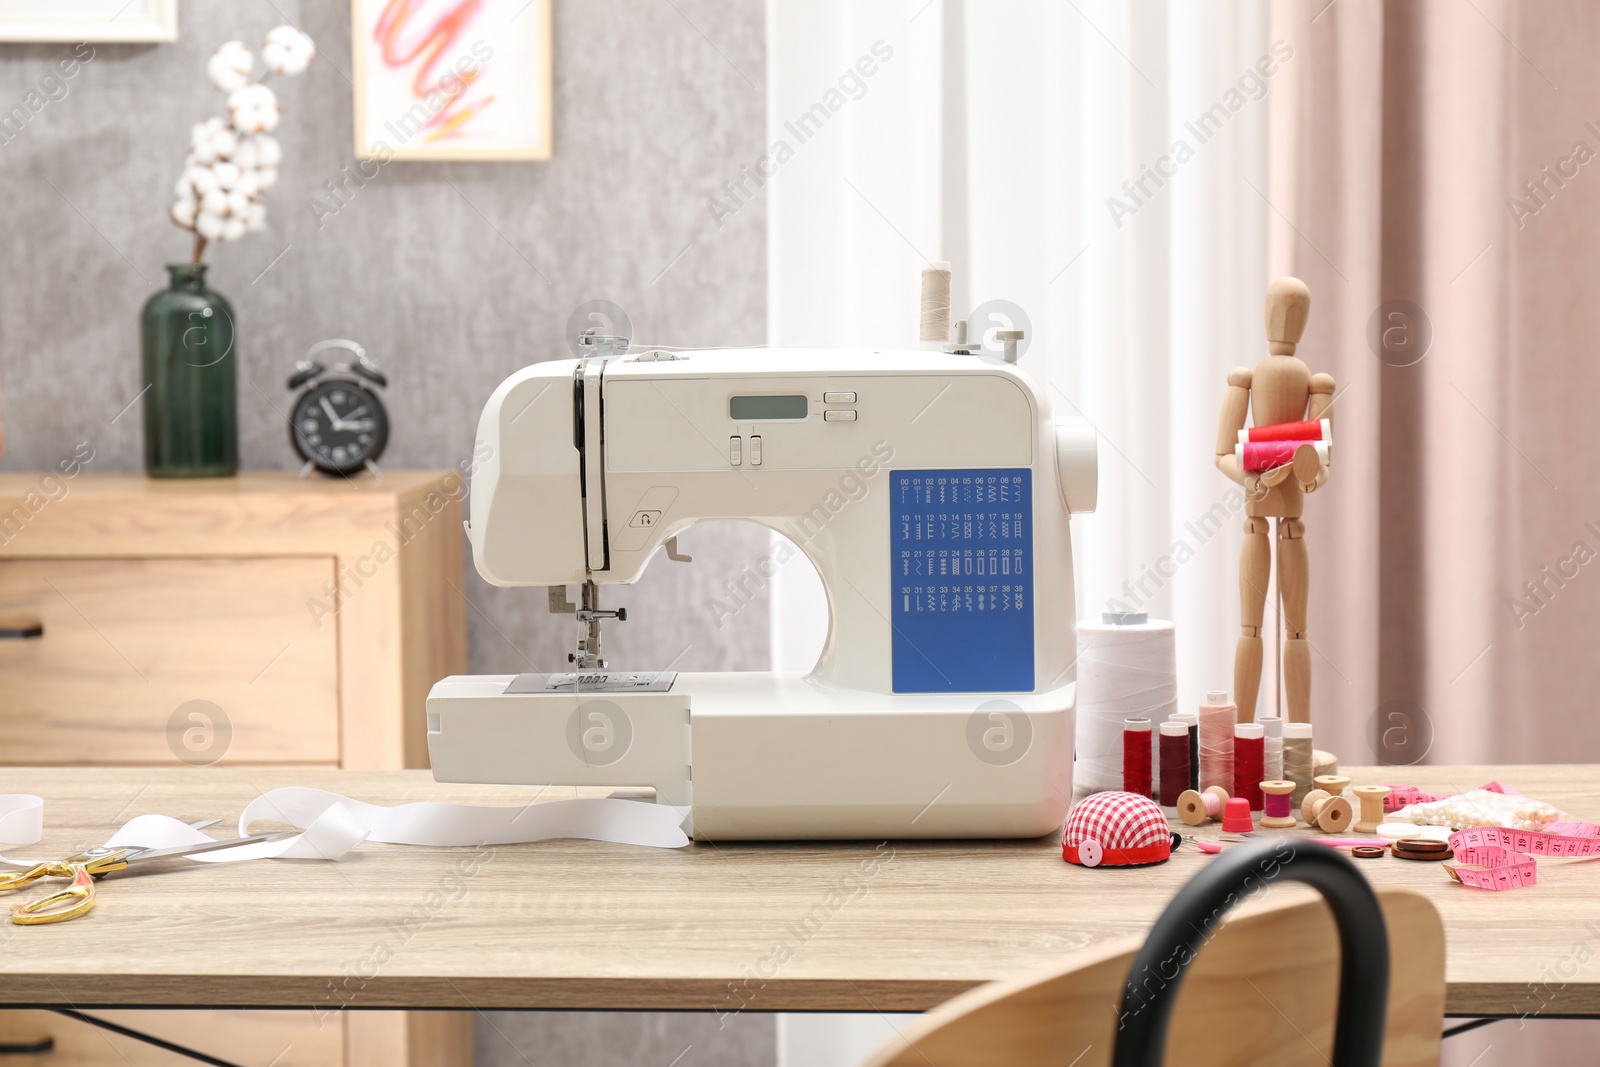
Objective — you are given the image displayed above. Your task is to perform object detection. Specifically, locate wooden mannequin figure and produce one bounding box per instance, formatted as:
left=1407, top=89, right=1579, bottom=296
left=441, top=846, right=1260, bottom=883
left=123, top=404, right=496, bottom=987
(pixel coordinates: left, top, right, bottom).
left=1215, top=277, right=1334, bottom=724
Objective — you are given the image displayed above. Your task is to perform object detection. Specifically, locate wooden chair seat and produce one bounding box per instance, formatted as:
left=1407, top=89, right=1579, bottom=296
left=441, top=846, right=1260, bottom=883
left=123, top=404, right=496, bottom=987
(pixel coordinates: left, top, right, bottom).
left=859, top=886, right=1444, bottom=1067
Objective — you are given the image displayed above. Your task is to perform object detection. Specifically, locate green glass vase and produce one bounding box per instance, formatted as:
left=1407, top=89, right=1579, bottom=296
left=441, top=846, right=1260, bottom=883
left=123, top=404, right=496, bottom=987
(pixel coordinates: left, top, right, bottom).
left=141, top=264, right=239, bottom=477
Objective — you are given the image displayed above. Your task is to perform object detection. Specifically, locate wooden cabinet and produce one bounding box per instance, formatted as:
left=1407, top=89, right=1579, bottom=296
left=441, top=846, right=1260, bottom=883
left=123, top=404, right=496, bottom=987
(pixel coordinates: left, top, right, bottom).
left=0, top=472, right=471, bottom=1066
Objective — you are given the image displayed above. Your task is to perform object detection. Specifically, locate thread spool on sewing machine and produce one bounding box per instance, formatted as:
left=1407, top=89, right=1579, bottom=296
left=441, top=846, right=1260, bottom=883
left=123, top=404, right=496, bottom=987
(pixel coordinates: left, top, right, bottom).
left=1301, top=774, right=1353, bottom=833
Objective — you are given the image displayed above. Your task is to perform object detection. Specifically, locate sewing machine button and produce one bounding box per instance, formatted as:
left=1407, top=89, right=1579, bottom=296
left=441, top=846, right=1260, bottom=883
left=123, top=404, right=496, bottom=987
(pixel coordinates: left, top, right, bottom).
left=824, top=391, right=856, bottom=404
left=749, top=436, right=762, bottom=465
left=823, top=410, right=857, bottom=422
left=729, top=436, right=742, bottom=465
left=629, top=510, right=661, bottom=528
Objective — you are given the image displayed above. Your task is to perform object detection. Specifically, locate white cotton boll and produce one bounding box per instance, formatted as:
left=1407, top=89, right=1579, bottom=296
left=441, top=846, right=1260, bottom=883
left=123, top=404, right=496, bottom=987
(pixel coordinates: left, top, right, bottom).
left=235, top=169, right=261, bottom=197
left=200, top=188, right=228, bottom=216
left=190, top=138, right=218, bottom=165
left=252, top=134, right=282, bottom=168
left=263, top=25, right=316, bottom=76
left=174, top=172, right=194, bottom=200
left=244, top=202, right=267, bottom=232
left=225, top=190, right=250, bottom=216
left=208, top=41, right=254, bottom=93
left=170, top=198, right=198, bottom=228
left=221, top=217, right=246, bottom=242
left=211, top=126, right=238, bottom=160
left=188, top=165, right=219, bottom=196
left=254, top=166, right=278, bottom=190
left=211, top=161, right=241, bottom=190
left=232, top=138, right=258, bottom=171
left=196, top=211, right=225, bottom=240
left=228, top=84, right=279, bottom=135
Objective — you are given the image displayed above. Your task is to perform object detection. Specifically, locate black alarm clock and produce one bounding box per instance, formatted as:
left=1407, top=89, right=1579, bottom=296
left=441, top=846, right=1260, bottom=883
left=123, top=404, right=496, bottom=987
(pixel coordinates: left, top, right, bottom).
left=288, top=339, right=389, bottom=477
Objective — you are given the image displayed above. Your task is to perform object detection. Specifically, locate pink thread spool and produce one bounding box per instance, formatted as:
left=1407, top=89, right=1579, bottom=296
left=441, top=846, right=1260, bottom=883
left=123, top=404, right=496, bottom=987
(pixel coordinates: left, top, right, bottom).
left=1198, top=691, right=1234, bottom=792
left=1260, top=781, right=1297, bottom=828
left=1176, top=785, right=1231, bottom=827
left=1236, top=439, right=1328, bottom=472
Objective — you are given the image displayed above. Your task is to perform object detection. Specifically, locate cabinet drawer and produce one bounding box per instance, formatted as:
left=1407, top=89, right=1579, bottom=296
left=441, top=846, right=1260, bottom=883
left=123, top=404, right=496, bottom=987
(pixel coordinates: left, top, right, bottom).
left=0, top=558, right=340, bottom=764
left=0, top=1009, right=344, bottom=1066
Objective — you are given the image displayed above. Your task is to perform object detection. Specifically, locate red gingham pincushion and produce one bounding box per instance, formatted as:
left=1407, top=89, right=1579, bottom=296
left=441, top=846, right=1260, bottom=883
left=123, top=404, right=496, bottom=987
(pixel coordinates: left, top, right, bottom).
left=1062, top=791, right=1173, bottom=867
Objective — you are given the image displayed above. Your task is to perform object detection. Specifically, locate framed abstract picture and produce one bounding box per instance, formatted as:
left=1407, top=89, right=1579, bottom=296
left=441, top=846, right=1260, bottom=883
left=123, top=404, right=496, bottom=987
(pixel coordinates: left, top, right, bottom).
left=0, top=0, right=177, bottom=42
left=351, top=0, right=552, bottom=161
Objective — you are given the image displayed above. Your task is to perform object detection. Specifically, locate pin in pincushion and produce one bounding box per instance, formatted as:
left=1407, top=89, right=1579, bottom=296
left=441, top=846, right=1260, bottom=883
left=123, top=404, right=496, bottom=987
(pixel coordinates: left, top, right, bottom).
left=1062, top=791, right=1175, bottom=867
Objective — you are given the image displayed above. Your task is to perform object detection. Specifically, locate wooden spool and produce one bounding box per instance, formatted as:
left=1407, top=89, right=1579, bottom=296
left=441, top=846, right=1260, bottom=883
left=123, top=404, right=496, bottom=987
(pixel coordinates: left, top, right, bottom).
left=1176, top=786, right=1231, bottom=827
left=1313, top=774, right=1349, bottom=798
left=1259, top=780, right=1297, bottom=828
left=1300, top=789, right=1353, bottom=833
left=1312, top=750, right=1338, bottom=778
left=1353, top=785, right=1391, bottom=835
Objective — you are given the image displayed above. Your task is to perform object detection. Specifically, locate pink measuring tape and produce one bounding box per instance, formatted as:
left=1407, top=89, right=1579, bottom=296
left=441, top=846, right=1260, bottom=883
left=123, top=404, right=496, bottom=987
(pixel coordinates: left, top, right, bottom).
left=1446, top=825, right=1600, bottom=890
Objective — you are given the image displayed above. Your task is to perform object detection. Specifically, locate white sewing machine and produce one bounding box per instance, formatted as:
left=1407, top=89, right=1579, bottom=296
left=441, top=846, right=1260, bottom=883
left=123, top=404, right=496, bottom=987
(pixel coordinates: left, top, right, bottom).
left=427, top=332, right=1097, bottom=840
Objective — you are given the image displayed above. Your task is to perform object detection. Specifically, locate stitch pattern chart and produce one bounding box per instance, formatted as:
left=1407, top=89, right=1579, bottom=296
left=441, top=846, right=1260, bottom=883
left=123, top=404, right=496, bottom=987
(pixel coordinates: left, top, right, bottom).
left=890, top=469, right=1034, bottom=693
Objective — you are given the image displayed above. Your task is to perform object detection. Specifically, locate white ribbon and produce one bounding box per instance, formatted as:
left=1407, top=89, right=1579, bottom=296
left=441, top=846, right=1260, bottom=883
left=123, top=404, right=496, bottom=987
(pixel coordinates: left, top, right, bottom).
left=1, top=789, right=690, bottom=864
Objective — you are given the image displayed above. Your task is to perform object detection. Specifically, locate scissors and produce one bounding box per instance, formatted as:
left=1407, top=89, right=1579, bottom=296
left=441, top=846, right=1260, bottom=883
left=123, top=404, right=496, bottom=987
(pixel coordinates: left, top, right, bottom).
left=0, top=822, right=295, bottom=925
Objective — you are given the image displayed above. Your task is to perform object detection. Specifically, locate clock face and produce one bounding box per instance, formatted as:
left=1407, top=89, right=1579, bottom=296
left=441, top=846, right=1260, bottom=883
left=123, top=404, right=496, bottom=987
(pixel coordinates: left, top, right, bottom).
left=290, top=379, right=389, bottom=475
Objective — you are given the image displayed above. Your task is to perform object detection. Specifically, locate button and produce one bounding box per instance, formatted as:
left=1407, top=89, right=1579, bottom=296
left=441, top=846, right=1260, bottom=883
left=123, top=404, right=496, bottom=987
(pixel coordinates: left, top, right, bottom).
left=749, top=436, right=762, bottom=466
left=824, top=391, right=856, bottom=404
left=629, top=510, right=661, bottom=528
left=729, top=436, right=741, bottom=465
left=823, top=410, right=857, bottom=422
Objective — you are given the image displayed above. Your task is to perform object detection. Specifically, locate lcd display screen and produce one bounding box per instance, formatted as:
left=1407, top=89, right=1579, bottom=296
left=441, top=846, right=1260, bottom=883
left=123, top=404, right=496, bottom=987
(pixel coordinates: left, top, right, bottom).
left=729, top=394, right=808, bottom=420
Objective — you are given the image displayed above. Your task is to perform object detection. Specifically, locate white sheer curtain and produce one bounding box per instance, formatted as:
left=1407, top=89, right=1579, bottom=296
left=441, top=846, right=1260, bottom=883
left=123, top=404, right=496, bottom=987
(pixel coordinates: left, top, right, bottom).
left=767, top=1, right=1269, bottom=1057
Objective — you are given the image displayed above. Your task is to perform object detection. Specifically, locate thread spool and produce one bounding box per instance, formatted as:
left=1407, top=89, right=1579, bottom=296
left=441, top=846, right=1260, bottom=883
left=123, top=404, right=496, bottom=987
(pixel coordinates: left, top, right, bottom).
left=1353, top=785, right=1391, bottom=834
left=1259, top=781, right=1297, bottom=828
left=919, top=261, right=952, bottom=345
left=1074, top=615, right=1177, bottom=793
left=1221, top=796, right=1255, bottom=833
left=1232, top=723, right=1265, bottom=810
left=1122, top=717, right=1153, bottom=799
left=1313, top=750, right=1338, bottom=778
left=1158, top=722, right=1190, bottom=808
left=1176, top=786, right=1231, bottom=826
left=1314, top=774, right=1350, bottom=800
left=1301, top=789, right=1354, bottom=833
left=1236, top=439, right=1329, bottom=473
left=1238, top=418, right=1331, bottom=444
left=1284, top=722, right=1314, bottom=806
left=1260, top=715, right=1283, bottom=783
left=1171, top=710, right=1199, bottom=792
left=1198, top=690, right=1234, bottom=792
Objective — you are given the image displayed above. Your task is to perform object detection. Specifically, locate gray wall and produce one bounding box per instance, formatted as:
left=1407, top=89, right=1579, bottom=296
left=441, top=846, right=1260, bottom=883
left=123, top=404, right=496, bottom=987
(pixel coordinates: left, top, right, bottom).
left=0, top=1, right=774, bottom=1064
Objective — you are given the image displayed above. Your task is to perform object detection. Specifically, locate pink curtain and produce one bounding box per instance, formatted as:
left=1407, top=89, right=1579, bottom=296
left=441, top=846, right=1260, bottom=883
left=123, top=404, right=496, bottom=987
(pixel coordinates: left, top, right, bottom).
left=1271, top=0, right=1600, bottom=1058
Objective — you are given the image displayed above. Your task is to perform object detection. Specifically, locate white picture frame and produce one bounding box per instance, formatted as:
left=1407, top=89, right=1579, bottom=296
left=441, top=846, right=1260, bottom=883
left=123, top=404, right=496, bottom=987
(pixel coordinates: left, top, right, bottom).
left=0, top=0, right=177, bottom=42
left=351, top=0, right=552, bottom=161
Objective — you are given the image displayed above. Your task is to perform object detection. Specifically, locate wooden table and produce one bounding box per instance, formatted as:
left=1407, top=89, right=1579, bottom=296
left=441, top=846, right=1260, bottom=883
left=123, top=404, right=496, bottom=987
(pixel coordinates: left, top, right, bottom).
left=0, top=765, right=1593, bottom=1018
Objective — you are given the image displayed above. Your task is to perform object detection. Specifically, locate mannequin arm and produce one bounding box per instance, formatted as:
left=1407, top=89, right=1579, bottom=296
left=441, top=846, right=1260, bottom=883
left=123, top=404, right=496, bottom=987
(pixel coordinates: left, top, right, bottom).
left=1301, top=372, right=1335, bottom=490
left=1214, top=367, right=1252, bottom=488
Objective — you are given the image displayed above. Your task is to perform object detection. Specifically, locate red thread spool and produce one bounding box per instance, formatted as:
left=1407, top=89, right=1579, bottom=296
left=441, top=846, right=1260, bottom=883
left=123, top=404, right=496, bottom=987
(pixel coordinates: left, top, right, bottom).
left=1240, top=418, right=1330, bottom=444
left=1233, top=723, right=1265, bottom=810
left=1158, top=722, right=1189, bottom=807
left=1122, top=717, right=1153, bottom=799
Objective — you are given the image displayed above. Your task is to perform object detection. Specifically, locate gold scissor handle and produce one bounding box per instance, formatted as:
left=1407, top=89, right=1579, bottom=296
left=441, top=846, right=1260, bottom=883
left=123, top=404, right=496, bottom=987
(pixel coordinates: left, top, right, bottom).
left=11, top=865, right=96, bottom=925
left=0, top=862, right=69, bottom=893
